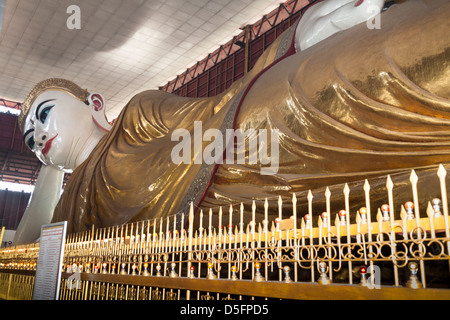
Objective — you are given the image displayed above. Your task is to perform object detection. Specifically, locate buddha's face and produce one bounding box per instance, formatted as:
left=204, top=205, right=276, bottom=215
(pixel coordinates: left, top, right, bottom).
left=23, top=90, right=102, bottom=172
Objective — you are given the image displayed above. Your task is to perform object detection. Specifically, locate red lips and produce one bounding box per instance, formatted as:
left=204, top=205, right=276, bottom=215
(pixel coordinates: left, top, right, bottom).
left=42, top=135, right=58, bottom=157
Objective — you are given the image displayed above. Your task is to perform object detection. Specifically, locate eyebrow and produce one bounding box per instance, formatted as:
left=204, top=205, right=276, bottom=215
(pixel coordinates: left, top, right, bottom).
left=23, top=128, right=34, bottom=143
left=35, top=99, right=55, bottom=120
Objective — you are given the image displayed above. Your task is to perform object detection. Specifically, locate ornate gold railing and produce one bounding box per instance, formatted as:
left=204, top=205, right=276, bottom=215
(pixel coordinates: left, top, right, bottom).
left=1, top=165, right=450, bottom=300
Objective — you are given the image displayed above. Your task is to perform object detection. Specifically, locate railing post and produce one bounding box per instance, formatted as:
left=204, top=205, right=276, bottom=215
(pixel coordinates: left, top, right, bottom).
left=186, top=202, right=194, bottom=300
left=307, top=190, right=314, bottom=282
left=6, top=273, right=12, bottom=300
left=364, top=179, right=375, bottom=287
left=0, top=227, right=4, bottom=247
left=386, top=175, right=400, bottom=286
left=343, top=184, right=352, bottom=284
left=437, top=165, right=450, bottom=275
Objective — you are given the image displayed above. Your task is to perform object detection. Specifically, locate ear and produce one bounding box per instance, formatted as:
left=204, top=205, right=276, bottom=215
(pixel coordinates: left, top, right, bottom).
left=87, top=93, right=112, bottom=132
left=89, top=93, right=105, bottom=111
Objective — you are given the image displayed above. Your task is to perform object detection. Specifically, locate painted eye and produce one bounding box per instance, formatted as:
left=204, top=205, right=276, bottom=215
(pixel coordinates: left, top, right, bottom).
left=39, top=105, right=54, bottom=124
left=27, top=136, right=35, bottom=150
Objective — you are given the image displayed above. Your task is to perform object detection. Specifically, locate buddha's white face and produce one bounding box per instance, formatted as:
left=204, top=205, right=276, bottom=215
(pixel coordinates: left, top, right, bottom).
left=23, top=90, right=105, bottom=172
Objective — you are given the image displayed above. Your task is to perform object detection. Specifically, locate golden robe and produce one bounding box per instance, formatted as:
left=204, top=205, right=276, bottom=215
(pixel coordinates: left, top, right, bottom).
left=53, top=0, right=450, bottom=233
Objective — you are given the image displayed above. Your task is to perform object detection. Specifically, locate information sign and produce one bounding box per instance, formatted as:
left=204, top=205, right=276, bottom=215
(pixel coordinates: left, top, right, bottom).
left=32, top=221, right=67, bottom=300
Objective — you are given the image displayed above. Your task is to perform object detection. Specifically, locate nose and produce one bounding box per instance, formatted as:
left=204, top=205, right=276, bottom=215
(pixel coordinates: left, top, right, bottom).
left=35, top=132, right=48, bottom=147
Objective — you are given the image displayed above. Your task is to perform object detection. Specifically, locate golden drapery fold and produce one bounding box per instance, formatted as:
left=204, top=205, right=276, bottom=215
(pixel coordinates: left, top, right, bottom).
left=53, top=0, right=450, bottom=233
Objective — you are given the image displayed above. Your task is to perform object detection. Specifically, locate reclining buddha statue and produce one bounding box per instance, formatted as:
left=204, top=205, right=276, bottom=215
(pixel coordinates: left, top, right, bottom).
left=13, top=0, right=450, bottom=244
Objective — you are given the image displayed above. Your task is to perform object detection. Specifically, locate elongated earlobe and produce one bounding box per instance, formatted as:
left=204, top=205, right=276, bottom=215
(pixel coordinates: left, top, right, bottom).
left=87, top=93, right=112, bottom=132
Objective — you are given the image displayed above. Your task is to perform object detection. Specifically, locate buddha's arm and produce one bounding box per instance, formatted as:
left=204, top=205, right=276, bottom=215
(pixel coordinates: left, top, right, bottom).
left=295, top=0, right=385, bottom=51
left=13, top=165, right=64, bottom=245
left=329, top=0, right=385, bottom=30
